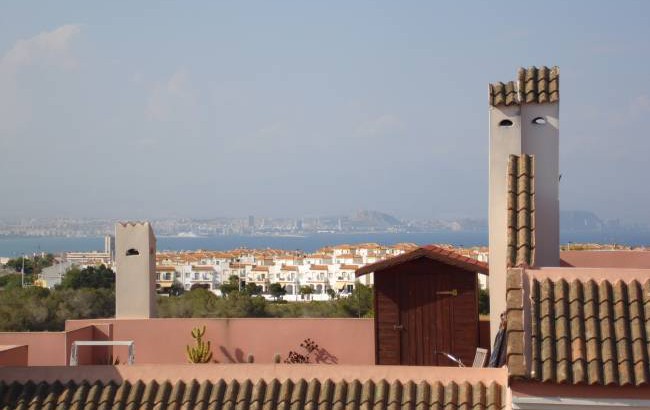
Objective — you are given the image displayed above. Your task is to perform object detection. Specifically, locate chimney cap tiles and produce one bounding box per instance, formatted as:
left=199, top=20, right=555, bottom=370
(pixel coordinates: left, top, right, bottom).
left=489, top=66, right=559, bottom=107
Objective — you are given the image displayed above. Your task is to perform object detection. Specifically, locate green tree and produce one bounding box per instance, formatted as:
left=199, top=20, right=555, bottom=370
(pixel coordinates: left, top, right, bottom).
left=269, top=283, right=286, bottom=301
left=244, top=282, right=262, bottom=296
left=338, top=282, right=373, bottom=318
left=161, top=288, right=220, bottom=318
left=60, top=265, right=115, bottom=290
left=0, top=286, right=114, bottom=332
left=478, top=287, right=489, bottom=315
left=169, top=280, right=185, bottom=296
left=0, top=274, right=22, bottom=290
left=219, top=275, right=240, bottom=297
left=326, top=288, right=337, bottom=300
left=299, top=285, right=314, bottom=300
left=216, top=292, right=268, bottom=317
left=48, top=288, right=115, bottom=327
left=5, top=254, right=55, bottom=276
left=157, top=287, right=269, bottom=318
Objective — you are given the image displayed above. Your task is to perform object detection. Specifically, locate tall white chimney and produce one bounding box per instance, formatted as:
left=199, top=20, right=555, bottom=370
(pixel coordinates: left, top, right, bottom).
left=488, top=67, right=560, bottom=343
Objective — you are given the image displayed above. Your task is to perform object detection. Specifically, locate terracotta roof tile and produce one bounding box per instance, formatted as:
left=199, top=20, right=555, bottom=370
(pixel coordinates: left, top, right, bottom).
left=507, top=154, right=535, bottom=267
left=518, top=66, right=560, bottom=105
left=0, top=379, right=505, bottom=409
left=505, top=269, right=527, bottom=379
left=506, top=268, right=650, bottom=386
left=489, top=66, right=559, bottom=107
left=489, top=81, right=519, bottom=106
left=532, top=278, right=650, bottom=386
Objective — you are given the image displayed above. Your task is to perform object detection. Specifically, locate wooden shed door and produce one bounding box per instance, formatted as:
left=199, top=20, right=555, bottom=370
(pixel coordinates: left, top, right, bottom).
left=398, top=271, right=456, bottom=366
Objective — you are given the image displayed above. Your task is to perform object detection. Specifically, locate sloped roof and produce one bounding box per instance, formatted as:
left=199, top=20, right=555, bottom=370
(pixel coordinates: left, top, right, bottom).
left=489, top=66, right=559, bottom=107
left=507, top=154, right=535, bottom=268
left=356, top=245, right=488, bottom=276
left=506, top=267, right=650, bottom=387
left=0, top=378, right=505, bottom=409
left=191, top=265, right=215, bottom=272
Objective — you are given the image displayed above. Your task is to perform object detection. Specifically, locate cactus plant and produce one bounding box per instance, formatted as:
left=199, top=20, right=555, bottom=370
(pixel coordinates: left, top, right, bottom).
left=247, top=353, right=255, bottom=363
left=273, top=353, right=281, bottom=364
left=186, top=326, right=213, bottom=363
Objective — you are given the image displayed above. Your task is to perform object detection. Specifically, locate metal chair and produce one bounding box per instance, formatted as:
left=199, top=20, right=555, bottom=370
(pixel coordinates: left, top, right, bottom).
left=434, top=347, right=488, bottom=368
left=472, top=348, right=489, bottom=368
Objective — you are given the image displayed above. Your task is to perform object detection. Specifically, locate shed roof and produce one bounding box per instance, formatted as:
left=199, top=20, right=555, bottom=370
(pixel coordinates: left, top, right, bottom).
left=356, top=245, right=488, bottom=276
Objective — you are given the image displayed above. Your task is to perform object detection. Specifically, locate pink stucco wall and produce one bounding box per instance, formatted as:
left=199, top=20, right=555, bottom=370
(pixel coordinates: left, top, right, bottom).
left=66, top=318, right=374, bottom=365
left=512, top=380, right=650, bottom=400
left=0, top=345, right=28, bottom=366
left=64, top=326, right=96, bottom=365
left=0, top=332, right=66, bottom=366
left=0, top=326, right=95, bottom=366
left=0, top=364, right=508, bottom=385
left=530, top=267, right=650, bottom=283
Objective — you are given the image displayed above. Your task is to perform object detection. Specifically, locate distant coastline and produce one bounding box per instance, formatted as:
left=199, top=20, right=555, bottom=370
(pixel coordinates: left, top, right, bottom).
left=1, top=230, right=650, bottom=257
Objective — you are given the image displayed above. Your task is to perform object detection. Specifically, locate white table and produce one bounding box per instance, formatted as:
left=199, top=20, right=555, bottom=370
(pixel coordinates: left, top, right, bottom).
left=70, top=340, right=135, bottom=365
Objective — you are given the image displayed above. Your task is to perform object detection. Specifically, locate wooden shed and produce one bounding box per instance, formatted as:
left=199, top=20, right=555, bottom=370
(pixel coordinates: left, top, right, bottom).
left=356, top=245, right=489, bottom=366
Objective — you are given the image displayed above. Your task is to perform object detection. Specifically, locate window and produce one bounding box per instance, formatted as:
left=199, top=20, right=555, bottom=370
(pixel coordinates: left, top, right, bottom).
left=532, top=117, right=546, bottom=125
left=499, top=119, right=513, bottom=127
left=126, top=248, right=139, bottom=256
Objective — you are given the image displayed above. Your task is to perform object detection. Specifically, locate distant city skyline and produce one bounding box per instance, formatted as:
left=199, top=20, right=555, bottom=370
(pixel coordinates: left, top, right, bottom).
left=1, top=2, right=649, bottom=223
left=0, top=209, right=645, bottom=240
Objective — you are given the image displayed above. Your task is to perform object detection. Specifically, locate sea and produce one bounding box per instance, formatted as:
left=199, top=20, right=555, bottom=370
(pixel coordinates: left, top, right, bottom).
left=1, top=231, right=650, bottom=257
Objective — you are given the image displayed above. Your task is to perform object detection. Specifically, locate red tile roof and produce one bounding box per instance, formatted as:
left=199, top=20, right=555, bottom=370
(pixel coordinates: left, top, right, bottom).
left=356, top=245, right=489, bottom=276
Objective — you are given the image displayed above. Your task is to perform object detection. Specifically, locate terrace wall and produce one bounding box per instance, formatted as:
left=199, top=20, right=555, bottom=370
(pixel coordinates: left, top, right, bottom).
left=66, top=318, right=375, bottom=365
left=0, top=318, right=491, bottom=366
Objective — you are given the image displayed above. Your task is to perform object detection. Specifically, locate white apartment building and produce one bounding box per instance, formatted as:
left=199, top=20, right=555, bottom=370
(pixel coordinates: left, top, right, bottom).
left=152, top=243, right=487, bottom=301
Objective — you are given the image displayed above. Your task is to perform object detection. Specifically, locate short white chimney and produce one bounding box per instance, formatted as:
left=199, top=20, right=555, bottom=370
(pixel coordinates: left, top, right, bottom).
left=115, top=222, right=157, bottom=318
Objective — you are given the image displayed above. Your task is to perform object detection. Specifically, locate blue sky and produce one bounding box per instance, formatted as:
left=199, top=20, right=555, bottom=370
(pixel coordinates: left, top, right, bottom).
left=1, top=2, right=649, bottom=222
